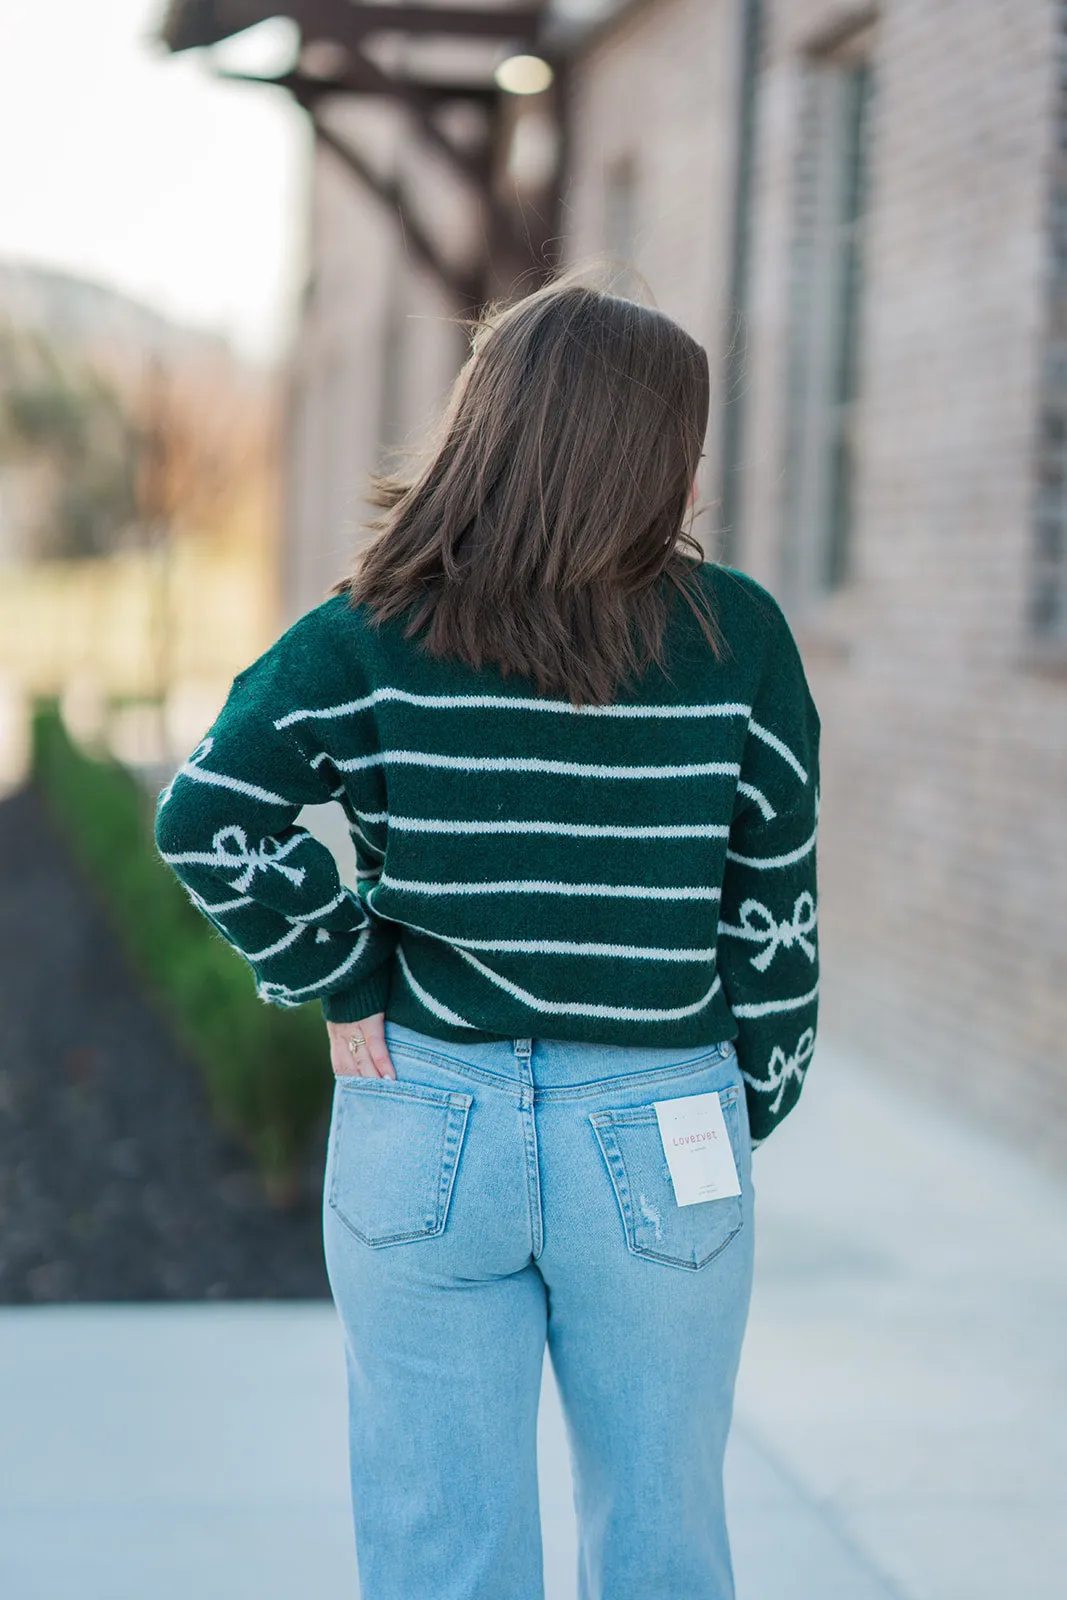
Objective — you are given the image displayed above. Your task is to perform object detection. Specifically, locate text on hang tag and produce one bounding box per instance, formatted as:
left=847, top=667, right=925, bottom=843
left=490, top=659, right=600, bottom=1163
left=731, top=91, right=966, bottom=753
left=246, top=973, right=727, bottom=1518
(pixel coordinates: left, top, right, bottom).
left=653, top=1090, right=741, bottom=1206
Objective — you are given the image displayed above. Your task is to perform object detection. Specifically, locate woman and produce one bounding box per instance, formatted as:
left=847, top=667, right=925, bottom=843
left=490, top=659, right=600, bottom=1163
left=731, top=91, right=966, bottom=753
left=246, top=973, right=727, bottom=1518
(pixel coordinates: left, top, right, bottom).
left=156, top=278, right=820, bottom=1600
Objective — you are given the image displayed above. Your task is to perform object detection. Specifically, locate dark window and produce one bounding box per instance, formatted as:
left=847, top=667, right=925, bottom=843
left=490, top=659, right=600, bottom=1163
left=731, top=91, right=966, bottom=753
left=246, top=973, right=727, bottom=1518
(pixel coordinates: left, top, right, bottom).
left=782, top=31, right=875, bottom=608
left=1031, top=4, right=1067, bottom=645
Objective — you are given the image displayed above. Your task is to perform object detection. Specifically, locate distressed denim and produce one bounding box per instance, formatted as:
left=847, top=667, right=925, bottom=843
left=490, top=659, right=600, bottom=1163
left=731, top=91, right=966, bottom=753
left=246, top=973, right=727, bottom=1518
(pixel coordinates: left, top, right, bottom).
left=322, top=1019, right=755, bottom=1600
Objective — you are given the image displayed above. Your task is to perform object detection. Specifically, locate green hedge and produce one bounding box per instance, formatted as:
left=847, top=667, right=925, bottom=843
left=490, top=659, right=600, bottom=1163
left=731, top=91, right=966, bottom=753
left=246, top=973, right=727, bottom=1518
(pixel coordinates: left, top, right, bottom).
left=32, top=704, right=331, bottom=1203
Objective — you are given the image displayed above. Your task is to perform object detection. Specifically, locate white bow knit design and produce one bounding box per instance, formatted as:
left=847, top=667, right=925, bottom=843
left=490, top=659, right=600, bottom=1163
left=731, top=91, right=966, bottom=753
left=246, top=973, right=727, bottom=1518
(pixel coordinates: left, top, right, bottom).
left=743, top=1027, right=816, bottom=1115
left=212, top=826, right=307, bottom=893
left=721, top=891, right=817, bottom=972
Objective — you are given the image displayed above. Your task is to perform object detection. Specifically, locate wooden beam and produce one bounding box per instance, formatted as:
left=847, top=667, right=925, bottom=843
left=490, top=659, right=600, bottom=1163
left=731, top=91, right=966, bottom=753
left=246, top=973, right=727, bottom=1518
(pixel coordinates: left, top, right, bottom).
left=163, top=1, right=544, bottom=53
left=294, top=3, right=544, bottom=43
left=225, top=61, right=546, bottom=281
left=161, top=1, right=275, bottom=52
left=305, top=49, right=555, bottom=290
left=217, top=66, right=495, bottom=103
left=311, top=115, right=484, bottom=309
left=302, top=41, right=495, bottom=186
left=220, top=61, right=494, bottom=189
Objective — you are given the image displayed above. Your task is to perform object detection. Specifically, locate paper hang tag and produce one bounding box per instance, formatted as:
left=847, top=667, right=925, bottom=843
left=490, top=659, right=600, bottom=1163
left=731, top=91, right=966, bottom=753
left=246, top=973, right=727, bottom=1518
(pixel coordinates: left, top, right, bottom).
left=653, top=1091, right=742, bottom=1207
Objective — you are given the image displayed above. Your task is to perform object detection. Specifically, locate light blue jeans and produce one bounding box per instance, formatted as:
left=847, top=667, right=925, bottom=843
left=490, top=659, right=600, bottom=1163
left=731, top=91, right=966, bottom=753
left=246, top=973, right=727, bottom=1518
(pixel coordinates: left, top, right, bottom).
left=322, top=1020, right=755, bottom=1600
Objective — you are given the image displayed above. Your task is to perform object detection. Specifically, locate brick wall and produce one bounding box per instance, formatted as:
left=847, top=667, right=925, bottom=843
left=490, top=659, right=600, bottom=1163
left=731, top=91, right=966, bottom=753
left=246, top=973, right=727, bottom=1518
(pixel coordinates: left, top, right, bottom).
left=282, top=0, right=1067, bottom=1153
left=734, top=0, right=1067, bottom=1150
left=563, top=0, right=741, bottom=508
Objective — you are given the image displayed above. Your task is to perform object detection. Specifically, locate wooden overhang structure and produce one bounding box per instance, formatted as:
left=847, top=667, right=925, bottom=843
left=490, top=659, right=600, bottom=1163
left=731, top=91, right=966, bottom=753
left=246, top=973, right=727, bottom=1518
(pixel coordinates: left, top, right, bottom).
left=160, top=2, right=580, bottom=310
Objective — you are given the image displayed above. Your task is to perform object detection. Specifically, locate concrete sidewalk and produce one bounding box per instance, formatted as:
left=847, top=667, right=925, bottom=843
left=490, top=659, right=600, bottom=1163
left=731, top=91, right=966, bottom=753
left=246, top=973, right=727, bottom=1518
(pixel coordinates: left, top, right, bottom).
left=1, top=1040, right=1064, bottom=1599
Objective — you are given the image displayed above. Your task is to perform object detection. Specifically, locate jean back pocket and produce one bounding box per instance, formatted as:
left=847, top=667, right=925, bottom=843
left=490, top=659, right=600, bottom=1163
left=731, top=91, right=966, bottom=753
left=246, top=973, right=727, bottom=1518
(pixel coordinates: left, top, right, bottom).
left=589, top=1085, right=745, bottom=1270
left=328, top=1078, right=472, bottom=1248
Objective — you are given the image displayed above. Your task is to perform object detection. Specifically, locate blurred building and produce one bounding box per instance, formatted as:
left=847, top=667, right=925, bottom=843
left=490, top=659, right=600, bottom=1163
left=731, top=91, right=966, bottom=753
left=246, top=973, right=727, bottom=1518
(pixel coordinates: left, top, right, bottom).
left=163, top=0, right=1067, bottom=1150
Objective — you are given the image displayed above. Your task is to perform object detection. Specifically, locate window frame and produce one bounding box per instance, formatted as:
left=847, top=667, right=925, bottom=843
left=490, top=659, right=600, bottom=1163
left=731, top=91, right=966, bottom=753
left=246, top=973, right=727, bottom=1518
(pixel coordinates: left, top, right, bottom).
left=780, top=21, right=877, bottom=620
left=1027, top=2, right=1067, bottom=665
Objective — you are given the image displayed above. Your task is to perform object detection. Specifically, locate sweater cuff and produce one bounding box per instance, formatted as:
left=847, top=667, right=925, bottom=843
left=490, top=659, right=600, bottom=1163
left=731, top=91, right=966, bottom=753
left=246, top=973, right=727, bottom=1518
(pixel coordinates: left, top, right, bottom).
left=320, top=964, right=393, bottom=1024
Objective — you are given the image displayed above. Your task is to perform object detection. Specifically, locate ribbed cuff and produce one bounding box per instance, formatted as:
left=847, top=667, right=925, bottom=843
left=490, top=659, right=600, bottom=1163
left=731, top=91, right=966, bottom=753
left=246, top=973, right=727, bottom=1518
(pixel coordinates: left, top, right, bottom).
left=320, top=964, right=393, bottom=1024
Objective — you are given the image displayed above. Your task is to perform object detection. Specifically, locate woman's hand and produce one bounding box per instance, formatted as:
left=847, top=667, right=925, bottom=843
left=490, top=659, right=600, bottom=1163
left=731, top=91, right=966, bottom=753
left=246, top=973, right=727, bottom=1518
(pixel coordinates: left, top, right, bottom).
left=326, top=1012, right=396, bottom=1080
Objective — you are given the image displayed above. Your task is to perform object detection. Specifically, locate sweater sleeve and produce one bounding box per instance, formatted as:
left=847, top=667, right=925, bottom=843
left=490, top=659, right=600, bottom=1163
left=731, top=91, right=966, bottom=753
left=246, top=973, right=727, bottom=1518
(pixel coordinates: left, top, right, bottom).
left=153, top=618, right=399, bottom=1020
left=717, top=600, right=821, bottom=1146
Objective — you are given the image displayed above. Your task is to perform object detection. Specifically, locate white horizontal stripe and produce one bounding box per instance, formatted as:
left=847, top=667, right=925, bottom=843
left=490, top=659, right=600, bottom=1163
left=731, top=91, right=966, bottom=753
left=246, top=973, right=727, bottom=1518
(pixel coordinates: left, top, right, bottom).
left=187, top=889, right=253, bottom=915
left=371, top=905, right=717, bottom=961
left=276, top=688, right=752, bottom=727
left=242, top=922, right=307, bottom=963
left=160, top=846, right=241, bottom=869
left=172, top=759, right=290, bottom=808
left=453, top=938, right=717, bottom=959
left=731, top=981, right=819, bottom=1019
left=369, top=901, right=709, bottom=959
left=453, top=946, right=723, bottom=1021
left=726, top=824, right=818, bottom=870
left=381, top=815, right=731, bottom=840
left=257, top=929, right=373, bottom=1002
left=376, top=873, right=721, bottom=901
left=347, top=815, right=383, bottom=856
left=396, top=947, right=479, bottom=1029
left=748, top=718, right=808, bottom=783
left=353, top=806, right=387, bottom=824
left=284, top=889, right=352, bottom=923
left=736, top=781, right=776, bottom=821
left=315, top=749, right=742, bottom=781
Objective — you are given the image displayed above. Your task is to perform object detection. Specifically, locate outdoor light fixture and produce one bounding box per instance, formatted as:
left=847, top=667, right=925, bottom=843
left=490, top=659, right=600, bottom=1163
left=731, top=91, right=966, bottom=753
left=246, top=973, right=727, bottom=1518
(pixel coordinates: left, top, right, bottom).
left=494, top=54, right=555, bottom=95
left=299, top=39, right=350, bottom=81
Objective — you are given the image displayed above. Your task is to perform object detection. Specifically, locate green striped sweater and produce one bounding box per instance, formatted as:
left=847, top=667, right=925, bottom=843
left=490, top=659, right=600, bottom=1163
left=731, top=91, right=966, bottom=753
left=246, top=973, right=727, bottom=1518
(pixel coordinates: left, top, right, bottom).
left=154, top=562, right=820, bottom=1144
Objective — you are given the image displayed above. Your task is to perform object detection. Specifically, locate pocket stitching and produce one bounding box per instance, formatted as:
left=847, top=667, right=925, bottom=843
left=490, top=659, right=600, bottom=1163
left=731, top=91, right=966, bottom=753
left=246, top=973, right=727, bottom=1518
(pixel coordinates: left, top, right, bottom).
left=334, top=1075, right=471, bottom=1111
left=328, top=1092, right=471, bottom=1248
left=589, top=1095, right=745, bottom=1271
left=589, top=1082, right=742, bottom=1130
left=381, top=1038, right=735, bottom=1096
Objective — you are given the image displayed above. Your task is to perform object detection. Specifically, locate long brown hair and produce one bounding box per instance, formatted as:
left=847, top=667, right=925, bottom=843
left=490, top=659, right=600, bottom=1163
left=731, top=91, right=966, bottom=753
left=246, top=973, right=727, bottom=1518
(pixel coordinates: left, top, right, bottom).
left=335, top=274, right=725, bottom=707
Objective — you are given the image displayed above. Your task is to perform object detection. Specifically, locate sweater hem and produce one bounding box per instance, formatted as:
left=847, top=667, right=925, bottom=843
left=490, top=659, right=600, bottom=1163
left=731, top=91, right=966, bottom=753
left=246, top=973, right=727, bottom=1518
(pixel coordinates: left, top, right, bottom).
left=384, top=973, right=742, bottom=1051
left=320, top=964, right=394, bottom=1024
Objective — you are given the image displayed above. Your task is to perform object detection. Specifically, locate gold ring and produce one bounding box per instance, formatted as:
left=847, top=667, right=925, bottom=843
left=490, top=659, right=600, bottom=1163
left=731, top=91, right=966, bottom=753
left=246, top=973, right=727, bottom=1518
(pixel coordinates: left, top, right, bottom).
left=347, top=1034, right=366, bottom=1054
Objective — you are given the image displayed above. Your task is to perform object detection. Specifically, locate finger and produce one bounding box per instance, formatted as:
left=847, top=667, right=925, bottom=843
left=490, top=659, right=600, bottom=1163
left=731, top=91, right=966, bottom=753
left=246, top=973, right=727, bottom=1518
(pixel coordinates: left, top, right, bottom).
left=356, top=1013, right=394, bottom=1080
left=351, top=1044, right=378, bottom=1078
left=333, top=1038, right=372, bottom=1078
left=364, top=1037, right=395, bottom=1080
left=326, top=1023, right=357, bottom=1077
